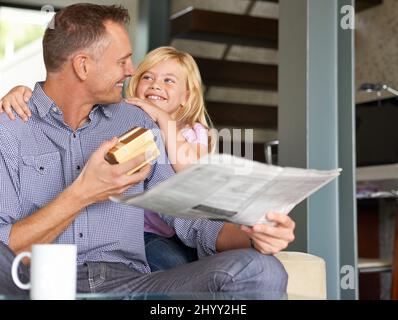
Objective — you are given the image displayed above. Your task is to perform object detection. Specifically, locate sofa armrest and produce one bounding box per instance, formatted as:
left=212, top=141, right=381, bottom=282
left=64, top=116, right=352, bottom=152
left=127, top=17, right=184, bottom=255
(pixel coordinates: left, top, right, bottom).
left=275, top=251, right=327, bottom=299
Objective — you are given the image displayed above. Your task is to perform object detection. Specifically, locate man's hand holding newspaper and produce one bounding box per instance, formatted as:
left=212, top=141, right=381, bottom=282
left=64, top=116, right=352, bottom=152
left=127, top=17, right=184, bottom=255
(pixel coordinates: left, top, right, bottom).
left=217, top=213, right=296, bottom=254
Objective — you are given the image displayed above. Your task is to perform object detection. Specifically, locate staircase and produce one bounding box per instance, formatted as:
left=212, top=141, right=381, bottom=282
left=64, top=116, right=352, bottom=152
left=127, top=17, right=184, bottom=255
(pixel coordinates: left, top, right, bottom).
left=168, top=0, right=382, bottom=162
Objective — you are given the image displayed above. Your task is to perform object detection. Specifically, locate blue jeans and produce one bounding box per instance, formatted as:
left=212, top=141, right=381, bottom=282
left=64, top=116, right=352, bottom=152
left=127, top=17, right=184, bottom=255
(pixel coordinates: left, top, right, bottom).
left=0, top=241, right=288, bottom=297
left=144, top=232, right=198, bottom=271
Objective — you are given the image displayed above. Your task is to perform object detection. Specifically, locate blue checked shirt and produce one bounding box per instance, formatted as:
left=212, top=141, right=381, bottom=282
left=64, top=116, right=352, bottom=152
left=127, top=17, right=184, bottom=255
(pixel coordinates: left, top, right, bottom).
left=0, top=82, right=223, bottom=273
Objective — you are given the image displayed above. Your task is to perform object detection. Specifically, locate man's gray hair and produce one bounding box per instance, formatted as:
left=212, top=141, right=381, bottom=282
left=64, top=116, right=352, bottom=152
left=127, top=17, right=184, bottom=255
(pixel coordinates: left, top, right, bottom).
left=43, top=3, right=130, bottom=72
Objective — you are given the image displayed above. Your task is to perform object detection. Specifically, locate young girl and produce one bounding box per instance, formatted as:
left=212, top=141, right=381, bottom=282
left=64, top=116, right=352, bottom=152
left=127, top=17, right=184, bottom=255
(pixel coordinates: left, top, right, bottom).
left=0, top=46, right=214, bottom=271
left=126, top=46, right=213, bottom=172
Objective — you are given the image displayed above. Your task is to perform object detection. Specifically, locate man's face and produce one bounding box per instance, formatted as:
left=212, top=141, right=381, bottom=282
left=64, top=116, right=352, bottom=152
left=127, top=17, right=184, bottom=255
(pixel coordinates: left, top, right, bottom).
left=87, top=21, right=134, bottom=104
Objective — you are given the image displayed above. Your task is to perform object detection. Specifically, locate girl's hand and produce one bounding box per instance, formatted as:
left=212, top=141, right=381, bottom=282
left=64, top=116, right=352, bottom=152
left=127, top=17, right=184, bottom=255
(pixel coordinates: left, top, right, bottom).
left=0, top=86, right=32, bottom=122
left=125, top=97, right=169, bottom=123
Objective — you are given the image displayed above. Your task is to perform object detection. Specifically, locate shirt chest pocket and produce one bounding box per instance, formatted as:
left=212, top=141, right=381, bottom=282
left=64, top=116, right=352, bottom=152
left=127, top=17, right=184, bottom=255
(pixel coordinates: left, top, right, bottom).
left=20, top=152, right=65, bottom=207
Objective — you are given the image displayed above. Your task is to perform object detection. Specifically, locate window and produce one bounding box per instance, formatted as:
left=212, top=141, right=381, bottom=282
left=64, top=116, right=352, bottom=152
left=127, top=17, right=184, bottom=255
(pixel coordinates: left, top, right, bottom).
left=0, top=5, right=55, bottom=96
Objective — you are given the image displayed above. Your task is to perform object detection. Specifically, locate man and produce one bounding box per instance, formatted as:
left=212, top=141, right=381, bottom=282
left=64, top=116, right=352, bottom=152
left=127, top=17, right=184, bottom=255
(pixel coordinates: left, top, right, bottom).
left=0, top=4, right=295, bottom=298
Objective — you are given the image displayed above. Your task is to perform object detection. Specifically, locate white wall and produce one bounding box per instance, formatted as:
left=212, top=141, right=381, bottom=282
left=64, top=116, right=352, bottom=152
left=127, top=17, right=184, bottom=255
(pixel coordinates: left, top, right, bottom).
left=0, top=39, right=45, bottom=96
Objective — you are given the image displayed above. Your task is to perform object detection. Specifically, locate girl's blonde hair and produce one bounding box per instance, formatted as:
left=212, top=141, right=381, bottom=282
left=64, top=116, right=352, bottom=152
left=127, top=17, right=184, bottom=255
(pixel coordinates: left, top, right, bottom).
left=127, top=46, right=212, bottom=130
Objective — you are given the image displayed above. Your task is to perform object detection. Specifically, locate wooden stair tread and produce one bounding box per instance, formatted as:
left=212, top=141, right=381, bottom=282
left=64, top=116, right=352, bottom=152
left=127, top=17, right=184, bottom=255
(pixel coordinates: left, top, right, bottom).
left=196, top=58, right=277, bottom=91
left=356, top=0, right=383, bottom=12
left=206, top=101, right=277, bottom=129
left=171, top=8, right=278, bottom=49
left=217, top=141, right=270, bottom=163
left=270, top=0, right=382, bottom=12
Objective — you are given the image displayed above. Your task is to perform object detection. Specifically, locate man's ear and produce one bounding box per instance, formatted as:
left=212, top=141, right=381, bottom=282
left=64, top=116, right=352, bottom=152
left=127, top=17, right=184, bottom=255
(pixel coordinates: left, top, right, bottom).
left=72, top=54, right=90, bottom=81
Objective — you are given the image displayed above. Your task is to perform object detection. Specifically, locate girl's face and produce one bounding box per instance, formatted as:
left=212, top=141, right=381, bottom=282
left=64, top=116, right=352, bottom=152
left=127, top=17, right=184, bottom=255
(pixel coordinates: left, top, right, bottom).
left=136, top=59, right=189, bottom=119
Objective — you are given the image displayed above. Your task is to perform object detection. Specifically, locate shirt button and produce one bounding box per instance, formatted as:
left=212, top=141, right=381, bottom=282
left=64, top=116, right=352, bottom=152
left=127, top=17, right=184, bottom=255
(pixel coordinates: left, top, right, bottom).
left=52, top=107, right=57, bottom=112
left=76, top=165, right=81, bottom=171
left=78, top=233, right=83, bottom=238
left=73, top=133, right=76, bottom=138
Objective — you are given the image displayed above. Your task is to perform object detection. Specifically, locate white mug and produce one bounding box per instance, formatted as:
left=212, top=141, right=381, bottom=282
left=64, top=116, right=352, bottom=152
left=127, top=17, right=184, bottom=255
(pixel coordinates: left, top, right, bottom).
left=11, top=244, right=77, bottom=300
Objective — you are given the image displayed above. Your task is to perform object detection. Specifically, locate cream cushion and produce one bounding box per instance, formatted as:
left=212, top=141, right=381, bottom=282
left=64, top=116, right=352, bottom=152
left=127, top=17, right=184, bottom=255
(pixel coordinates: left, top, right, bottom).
left=275, top=251, right=327, bottom=299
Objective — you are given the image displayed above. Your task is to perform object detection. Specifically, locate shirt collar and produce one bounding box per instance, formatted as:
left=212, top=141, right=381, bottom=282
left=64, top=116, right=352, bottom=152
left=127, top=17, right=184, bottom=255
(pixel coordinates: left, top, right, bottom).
left=98, top=105, right=113, bottom=118
left=30, top=82, right=113, bottom=119
left=31, top=82, right=57, bottom=118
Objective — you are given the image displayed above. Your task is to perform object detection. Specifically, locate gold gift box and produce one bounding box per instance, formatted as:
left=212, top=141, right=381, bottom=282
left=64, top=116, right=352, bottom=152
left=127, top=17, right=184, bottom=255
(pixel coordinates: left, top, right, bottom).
left=105, top=127, right=160, bottom=175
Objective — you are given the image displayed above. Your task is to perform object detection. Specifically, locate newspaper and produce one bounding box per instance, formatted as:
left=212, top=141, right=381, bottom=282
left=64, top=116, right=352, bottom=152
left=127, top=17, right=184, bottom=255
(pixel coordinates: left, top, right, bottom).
left=110, top=154, right=342, bottom=226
